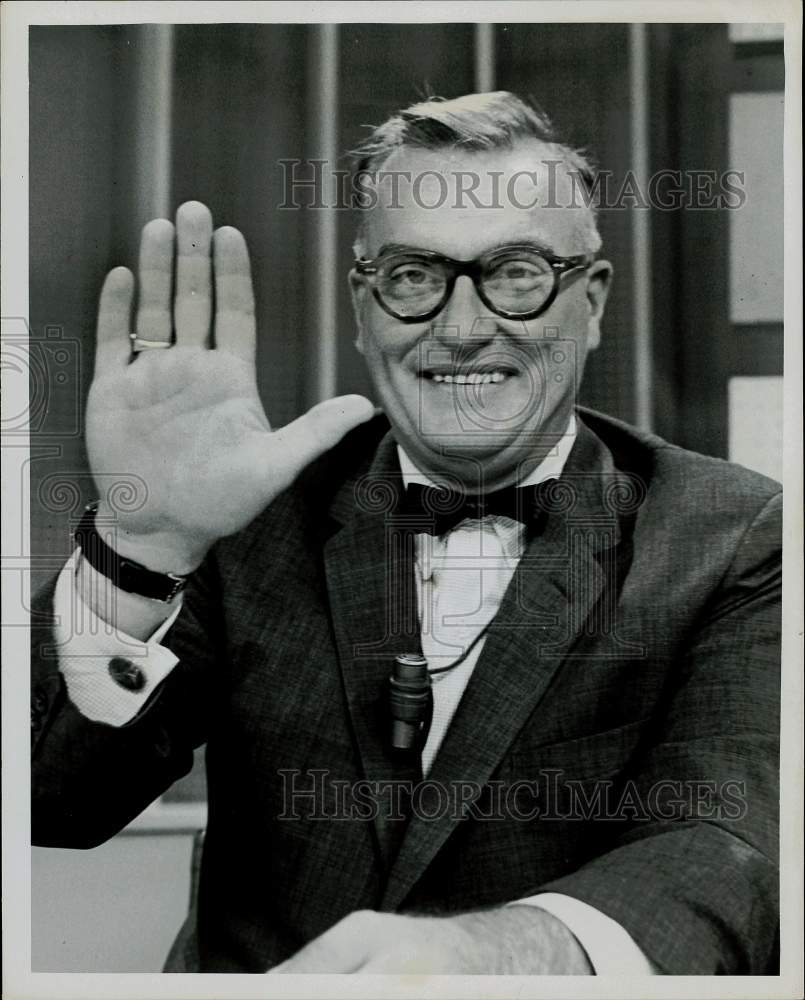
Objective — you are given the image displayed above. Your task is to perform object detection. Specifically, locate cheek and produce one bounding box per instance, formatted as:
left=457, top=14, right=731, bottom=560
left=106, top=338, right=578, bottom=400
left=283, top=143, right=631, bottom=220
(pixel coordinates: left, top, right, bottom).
left=357, top=328, right=404, bottom=378
left=527, top=302, right=591, bottom=366
left=361, top=311, right=426, bottom=369
left=514, top=325, right=587, bottom=400
left=542, top=293, right=588, bottom=335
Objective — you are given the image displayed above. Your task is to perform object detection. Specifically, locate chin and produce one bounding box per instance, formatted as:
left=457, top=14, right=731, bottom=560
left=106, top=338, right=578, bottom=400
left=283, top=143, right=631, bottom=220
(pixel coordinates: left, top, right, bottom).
left=409, top=433, right=518, bottom=482
left=423, top=435, right=511, bottom=460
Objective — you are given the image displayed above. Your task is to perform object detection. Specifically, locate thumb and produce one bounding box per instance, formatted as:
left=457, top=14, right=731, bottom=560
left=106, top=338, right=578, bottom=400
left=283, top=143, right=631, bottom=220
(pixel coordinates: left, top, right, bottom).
left=269, top=394, right=377, bottom=480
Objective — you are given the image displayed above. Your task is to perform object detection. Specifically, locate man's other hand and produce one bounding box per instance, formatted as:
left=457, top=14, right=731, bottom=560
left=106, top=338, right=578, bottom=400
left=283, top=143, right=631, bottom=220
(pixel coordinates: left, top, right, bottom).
left=269, top=907, right=594, bottom=974
left=87, top=200, right=374, bottom=575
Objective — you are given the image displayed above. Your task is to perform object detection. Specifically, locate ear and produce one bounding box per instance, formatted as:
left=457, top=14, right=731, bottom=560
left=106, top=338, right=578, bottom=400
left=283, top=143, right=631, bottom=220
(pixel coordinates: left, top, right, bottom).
left=585, top=259, right=613, bottom=352
left=349, top=268, right=368, bottom=355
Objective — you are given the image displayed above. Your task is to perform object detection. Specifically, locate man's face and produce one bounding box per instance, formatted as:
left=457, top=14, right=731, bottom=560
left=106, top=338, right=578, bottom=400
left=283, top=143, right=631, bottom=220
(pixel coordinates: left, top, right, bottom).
left=350, top=141, right=612, bottom=490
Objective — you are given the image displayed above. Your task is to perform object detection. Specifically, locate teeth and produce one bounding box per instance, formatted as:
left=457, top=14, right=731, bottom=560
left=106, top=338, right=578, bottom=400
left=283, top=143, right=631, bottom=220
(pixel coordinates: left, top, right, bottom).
left=431, top=372, right=509, bottom=384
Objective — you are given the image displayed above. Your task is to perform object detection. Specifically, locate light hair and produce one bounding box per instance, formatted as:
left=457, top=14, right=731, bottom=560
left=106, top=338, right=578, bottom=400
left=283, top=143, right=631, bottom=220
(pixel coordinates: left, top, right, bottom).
left=351, top=91, right=603, bottom=256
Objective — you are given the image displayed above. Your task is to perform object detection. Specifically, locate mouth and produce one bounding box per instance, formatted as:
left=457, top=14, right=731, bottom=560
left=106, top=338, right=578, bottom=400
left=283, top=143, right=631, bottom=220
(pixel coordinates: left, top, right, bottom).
left=420, top=366, right=519, bottom=386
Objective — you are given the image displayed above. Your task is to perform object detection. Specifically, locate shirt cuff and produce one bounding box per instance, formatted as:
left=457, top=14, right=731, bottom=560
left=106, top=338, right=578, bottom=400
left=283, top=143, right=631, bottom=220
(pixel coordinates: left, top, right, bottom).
left=52, top=554, right=182, bottom=726
left=510, top=892, right=658, bottom=975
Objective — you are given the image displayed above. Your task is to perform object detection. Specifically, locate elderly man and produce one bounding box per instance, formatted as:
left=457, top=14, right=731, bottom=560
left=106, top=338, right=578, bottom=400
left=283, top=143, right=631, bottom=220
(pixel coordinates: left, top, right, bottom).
left=31, top=92, right=780, bottom=974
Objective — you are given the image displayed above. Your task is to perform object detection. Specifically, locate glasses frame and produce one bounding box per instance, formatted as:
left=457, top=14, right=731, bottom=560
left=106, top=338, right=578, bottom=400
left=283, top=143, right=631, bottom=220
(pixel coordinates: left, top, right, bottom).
left=354, top=244, right=593, bottom=323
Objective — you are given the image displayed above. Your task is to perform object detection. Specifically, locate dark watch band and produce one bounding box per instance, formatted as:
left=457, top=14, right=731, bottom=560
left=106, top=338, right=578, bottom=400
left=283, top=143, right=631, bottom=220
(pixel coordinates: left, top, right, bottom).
left=74, top=502, right=187, bottom=603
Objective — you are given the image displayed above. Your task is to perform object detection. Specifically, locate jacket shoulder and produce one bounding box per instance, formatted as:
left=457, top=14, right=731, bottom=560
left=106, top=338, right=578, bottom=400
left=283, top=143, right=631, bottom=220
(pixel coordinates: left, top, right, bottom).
left=577, top=407, right=782, bottom=512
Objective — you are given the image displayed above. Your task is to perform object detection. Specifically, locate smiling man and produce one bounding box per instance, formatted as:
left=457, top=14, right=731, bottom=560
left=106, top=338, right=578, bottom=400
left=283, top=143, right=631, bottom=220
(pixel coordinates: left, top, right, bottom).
left=349, top=121, right=612, bottom=491
left=31, top=92, right=780, bottom=974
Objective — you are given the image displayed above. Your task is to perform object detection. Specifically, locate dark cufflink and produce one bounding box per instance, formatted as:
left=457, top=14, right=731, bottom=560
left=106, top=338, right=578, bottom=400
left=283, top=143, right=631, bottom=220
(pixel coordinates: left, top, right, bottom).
left=32, top=686, right=48, bottom=715
left=108, top=656, right=146, bottom=692
left=153, top=726, right=171, bottom=758
left=31, top=686, right=49, bottom=731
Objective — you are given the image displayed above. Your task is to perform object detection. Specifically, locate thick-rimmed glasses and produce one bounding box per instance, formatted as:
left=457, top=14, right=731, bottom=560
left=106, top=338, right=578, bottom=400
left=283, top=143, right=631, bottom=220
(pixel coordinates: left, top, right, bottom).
left=354, top=245, right=592, bottom=323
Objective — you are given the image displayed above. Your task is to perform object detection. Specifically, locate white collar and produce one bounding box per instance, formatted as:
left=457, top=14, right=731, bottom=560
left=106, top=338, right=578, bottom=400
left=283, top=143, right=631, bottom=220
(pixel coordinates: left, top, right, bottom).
left=396, top=414, right=577, bottom=491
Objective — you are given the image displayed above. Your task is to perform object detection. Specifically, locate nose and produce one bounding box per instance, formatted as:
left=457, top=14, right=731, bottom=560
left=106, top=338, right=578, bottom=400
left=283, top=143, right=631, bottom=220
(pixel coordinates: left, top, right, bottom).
left=431, top=275, right=498, bottom=344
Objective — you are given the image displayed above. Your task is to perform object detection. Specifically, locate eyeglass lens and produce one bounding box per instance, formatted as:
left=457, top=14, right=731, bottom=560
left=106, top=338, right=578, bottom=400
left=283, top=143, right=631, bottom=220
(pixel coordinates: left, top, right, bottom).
left=375, top=250, right=556, bottom=318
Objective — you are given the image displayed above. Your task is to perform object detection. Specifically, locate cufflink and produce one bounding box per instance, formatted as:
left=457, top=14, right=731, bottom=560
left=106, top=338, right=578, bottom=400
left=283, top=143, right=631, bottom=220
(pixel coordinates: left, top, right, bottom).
left=108, top=656, right=146, bottom=692
left=31, top=685, right=49, bottom=731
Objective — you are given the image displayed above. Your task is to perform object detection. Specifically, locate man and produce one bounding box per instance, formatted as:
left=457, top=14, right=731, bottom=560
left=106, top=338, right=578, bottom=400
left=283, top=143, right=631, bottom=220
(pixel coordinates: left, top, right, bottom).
left=31, top=92, right=780, bottom=974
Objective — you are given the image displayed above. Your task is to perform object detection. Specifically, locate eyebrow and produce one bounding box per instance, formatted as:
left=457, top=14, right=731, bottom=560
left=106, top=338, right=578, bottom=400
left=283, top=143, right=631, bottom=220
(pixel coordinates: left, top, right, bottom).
left=377, top=243, right=420, bottom=256
left=375, top=239, right=558, bottom=259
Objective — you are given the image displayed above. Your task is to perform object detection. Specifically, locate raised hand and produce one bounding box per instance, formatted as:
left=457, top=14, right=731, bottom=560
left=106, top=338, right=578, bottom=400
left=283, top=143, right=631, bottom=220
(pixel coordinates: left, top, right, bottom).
left=87, top=201, right=374, bottom=574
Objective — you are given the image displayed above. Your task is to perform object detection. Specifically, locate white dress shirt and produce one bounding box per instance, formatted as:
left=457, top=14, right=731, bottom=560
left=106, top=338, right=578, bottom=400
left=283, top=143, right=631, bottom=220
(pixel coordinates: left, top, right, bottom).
left=53, top=414, right=655, bottom=973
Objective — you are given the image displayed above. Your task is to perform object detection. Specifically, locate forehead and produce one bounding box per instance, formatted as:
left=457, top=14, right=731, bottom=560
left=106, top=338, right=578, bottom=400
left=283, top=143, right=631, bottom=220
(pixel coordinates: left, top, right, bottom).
left=362, top=140, right=591, bottom=258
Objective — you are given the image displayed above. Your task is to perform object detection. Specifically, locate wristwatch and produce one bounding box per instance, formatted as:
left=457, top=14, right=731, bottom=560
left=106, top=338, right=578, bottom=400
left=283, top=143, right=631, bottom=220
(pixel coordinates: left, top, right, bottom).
left=74, top=502, right=188, bottom=603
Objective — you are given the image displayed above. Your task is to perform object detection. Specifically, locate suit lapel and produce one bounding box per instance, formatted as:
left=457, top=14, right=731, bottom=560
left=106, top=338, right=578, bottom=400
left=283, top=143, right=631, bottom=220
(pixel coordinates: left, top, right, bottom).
left=380, top=419, right=627, bottom=911
left=323, top=432, right=423, bottom=878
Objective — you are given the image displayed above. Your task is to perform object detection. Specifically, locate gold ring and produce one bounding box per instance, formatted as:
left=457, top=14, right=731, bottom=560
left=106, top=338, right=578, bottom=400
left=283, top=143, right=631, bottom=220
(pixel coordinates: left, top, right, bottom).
left=130, top=336, right=171, bottom=352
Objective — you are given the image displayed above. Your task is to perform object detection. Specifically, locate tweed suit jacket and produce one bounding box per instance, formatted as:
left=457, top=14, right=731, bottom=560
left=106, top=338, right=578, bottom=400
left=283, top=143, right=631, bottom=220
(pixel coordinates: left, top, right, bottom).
left=31, top=407, right=781, bottom=974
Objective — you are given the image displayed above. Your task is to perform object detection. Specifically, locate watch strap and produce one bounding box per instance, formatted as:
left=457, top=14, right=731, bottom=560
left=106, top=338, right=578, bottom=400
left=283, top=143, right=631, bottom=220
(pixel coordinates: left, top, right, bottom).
left=74, top=502, right=187, bottom=603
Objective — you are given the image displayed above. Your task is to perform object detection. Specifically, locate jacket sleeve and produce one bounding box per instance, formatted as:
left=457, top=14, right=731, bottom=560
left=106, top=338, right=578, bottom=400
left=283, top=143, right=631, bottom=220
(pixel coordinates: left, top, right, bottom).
left=538, top=491, right=782, bottom=974
left=31, top=549, right=224, bottom=849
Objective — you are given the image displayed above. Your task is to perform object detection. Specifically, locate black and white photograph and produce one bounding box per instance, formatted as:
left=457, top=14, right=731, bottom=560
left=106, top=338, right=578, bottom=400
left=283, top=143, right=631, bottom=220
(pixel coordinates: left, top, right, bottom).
left=2, top=2, right=802, bottom=997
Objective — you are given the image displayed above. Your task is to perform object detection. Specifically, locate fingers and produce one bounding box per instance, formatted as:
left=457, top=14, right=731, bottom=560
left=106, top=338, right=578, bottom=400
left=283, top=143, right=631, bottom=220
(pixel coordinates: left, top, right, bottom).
left=269, top=912, right=434, bottom=973
left=270, top=912, right=378, bottom=973
left=174, top=201, right=213, bottom=347
left=124, top=204, right=254, bottom=361
left=96, top=267, right=134, bottom=369
left=271, top=935, right=360, bottom=973
left=268, top=395, right=376, bottom=483
left=213, top=226, right=256, bottom=361
left=135, top=218, right=174, bottom=346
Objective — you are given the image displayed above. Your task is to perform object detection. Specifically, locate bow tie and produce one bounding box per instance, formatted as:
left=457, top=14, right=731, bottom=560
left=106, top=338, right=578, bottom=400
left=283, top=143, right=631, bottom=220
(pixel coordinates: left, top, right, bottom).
left=400, top=480, right=554, bottom=536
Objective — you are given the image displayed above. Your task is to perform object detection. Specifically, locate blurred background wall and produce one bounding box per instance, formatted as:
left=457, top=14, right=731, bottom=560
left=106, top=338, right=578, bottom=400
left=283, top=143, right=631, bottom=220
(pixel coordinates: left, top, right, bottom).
left=28, top=21, right=784, bottom=971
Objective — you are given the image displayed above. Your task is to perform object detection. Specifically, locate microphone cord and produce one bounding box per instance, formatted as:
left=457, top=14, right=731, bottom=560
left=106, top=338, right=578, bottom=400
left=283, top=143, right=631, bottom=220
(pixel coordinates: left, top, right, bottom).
left=426, top=622, right=492, bottom=676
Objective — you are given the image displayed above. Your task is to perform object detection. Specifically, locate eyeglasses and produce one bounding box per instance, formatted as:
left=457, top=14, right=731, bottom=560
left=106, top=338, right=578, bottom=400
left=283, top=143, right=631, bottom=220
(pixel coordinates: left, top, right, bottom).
left=354, top=245, right=593, bottom=323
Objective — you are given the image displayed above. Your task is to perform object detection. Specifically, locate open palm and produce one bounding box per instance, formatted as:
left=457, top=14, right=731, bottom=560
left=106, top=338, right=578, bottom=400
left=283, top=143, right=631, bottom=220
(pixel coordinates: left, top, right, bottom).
left=87, top=202, right=373, bottom=573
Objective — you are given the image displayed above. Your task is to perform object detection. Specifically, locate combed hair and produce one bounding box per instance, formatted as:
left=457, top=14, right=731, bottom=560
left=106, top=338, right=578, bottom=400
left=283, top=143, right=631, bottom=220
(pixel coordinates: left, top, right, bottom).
left=351, top=91, right=602, bottom=254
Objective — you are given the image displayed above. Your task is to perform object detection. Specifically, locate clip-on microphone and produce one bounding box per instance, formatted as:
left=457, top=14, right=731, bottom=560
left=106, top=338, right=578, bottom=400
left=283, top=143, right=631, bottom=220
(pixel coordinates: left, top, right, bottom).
left=388, top=628, right=492, bottom=755
left=388, top=653, right=433, bottom=755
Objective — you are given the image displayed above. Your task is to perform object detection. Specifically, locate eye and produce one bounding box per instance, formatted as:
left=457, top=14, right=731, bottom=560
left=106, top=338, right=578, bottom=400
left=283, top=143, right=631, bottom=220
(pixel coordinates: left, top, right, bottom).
left=388, top=264, right=431, bottom=286
left=381, top=258, right=444, bottom=301
left=499, top=262, right=539, bottom=281
left=486, top=258, right=545, bottom=289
